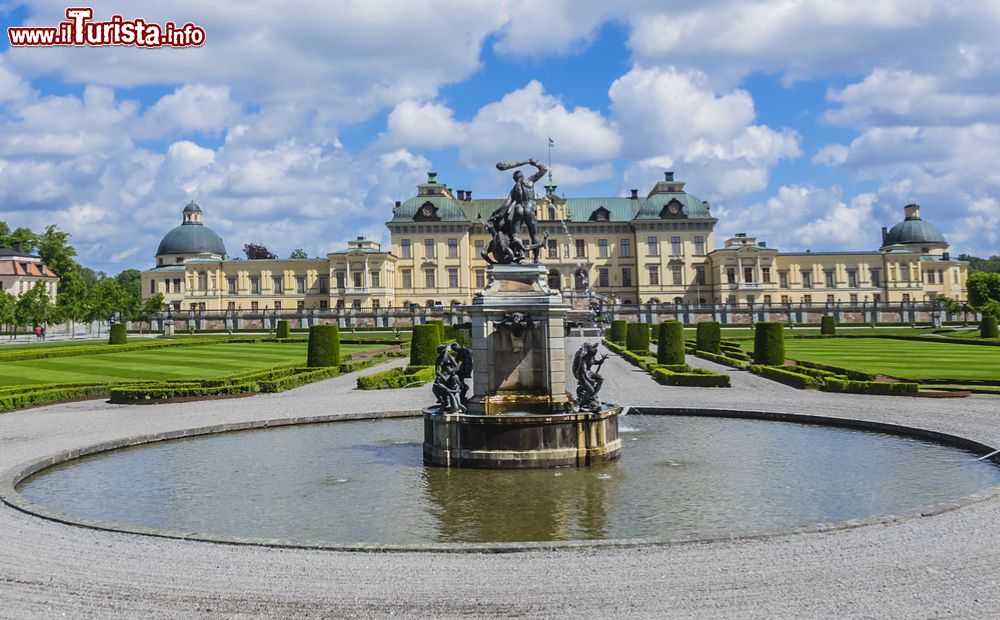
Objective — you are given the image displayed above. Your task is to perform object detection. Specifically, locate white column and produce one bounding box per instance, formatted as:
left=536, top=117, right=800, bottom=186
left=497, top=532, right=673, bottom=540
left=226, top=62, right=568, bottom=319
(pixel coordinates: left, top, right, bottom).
left=364, top=258, right=370, bottom=288
left=755, top=256, right=761, bottom=284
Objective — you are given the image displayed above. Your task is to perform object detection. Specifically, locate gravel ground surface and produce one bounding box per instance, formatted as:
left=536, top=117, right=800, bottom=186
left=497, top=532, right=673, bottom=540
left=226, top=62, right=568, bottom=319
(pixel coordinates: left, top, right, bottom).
left=1, top=341, right=1000, bottom=618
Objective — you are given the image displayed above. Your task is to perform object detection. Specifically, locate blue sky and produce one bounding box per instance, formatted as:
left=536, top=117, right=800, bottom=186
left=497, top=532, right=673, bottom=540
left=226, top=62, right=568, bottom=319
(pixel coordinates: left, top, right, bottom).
left=1, top=1, right=999, bottom=275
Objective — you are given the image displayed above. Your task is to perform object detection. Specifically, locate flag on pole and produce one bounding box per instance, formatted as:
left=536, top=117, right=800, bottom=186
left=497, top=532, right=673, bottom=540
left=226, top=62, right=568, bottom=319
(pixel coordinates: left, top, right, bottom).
left=548, top=137, right=554, bottom=147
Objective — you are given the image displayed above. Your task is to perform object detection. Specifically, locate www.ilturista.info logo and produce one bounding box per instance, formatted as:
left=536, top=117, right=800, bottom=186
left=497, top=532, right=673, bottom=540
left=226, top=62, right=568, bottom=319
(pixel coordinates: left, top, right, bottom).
left=7, top=7, right=205, bottom=48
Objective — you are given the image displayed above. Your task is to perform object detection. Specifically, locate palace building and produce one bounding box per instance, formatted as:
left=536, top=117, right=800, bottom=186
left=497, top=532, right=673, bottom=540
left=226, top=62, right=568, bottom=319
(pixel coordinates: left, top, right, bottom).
left=141, top=172, right=967, bottom=312
left=0, top=244, right=58, bottom=300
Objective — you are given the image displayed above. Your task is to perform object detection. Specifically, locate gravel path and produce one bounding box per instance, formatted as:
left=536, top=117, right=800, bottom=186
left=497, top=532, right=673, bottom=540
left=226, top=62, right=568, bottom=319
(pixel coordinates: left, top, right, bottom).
left=1, top=347, right=1000, bottom=618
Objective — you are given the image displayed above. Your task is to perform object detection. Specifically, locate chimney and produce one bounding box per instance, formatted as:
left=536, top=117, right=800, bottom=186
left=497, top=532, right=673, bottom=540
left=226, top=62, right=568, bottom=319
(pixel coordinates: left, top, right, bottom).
left=456, top=190, right=464, bottom=200
left=427, top=171, right=438, bottom=184
left=881, top=226, right=888, bottom=243
left=943, top=251, right=950, bottom=261
left=759, top=242, right=767, bottom=248
left=904, top=203, right=921, bottom=220
left=466, top=190, right=472, bottom=201
left=394, top=200, right=401, bottom=208
left=630, top=189, right=638, bottom=199
left=664, top=171, right=674, bottom=182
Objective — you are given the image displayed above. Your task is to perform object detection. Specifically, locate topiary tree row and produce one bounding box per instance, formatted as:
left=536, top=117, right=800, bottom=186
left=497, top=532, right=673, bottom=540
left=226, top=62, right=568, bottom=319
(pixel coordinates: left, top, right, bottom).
left=626, top=322, right=650, bottom=353
left=425, top=319, right=445, bottom=342
left=276, top=319, right=290, bottom=339
left=820, top=315, right=836, bottom=336
left=982, top=315, right=999, bottom=339
left=409, top=323, right=440, bottom=366
left=657, top=320, right=685, bottom=365
left=695, top=321, right=721, bottom=353
left=753, top=322, right=785, bottom=365
left=307, top=324, right=340, bottom=367
left=609, top=320, right=627, bottom=345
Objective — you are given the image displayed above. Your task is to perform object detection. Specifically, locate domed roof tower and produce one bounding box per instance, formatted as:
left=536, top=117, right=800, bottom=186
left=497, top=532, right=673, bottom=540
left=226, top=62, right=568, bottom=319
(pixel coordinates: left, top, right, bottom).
left=880, top=204, right=948, bottom=253
left=155, top=201, right=227, bottom=261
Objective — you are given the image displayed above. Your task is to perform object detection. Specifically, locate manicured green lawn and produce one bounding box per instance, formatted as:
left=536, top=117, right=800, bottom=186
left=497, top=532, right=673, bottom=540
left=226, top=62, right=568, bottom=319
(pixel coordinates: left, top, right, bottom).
left=772, top=338, right=1000, bottom=381
left=683, top=326, right=948, bottom=340
left=0, top=342, right=383, bottom=386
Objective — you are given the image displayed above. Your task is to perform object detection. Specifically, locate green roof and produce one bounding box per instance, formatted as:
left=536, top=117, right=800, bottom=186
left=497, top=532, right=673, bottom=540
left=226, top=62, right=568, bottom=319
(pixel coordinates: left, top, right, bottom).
left=156, top=222, right=226, bottom=256
left=883, top=217, right=946, bottom=246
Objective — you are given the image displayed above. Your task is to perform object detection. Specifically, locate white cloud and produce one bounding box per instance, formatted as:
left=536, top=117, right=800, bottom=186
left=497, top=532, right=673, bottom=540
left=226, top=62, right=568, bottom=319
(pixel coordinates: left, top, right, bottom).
left=384, top=101, right=466, bottom=149
left=141, top=84, right=240, bottom=136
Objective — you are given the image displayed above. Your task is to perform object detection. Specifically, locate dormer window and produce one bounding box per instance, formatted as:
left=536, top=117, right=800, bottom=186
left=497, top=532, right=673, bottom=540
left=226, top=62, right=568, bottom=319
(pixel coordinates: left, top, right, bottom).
left=414, top=201, right=441, bottom=222
left=659, top=198, right=685, bottom=218
left=589, top=206, right=610, bottom=222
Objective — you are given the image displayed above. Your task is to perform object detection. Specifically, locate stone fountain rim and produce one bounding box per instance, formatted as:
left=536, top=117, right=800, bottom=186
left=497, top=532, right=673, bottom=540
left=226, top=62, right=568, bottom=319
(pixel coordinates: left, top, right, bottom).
left=2, top=406, right=999, bottom=554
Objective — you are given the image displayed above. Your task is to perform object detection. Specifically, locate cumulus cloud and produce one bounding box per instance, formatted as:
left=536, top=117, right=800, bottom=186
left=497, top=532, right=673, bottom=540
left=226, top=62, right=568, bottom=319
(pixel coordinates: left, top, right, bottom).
left=611, top=66, right=800, bottom=200
left=141, top=84, right=241, bottom=136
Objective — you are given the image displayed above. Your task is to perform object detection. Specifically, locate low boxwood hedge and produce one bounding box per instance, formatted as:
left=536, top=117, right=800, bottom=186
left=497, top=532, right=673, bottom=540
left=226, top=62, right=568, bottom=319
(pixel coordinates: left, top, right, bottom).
left=792, top=359, right=876, bottom=381
left=356, top=365, right=435, bottom=390
left=749, top=365, right=821, bottom=389
left=652, top=367, right=731, bottom=388
left=693, top=350, right=751, bottom=370
left=822, top=377, right=919, bottom=395
left=0, top=336, right=267, bottom=363
left=1, top=385, right=113, bottom=413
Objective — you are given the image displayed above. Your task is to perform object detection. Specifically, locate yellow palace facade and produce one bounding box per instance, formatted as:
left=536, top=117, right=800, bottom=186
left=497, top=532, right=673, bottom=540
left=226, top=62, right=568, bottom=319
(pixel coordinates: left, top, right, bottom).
left=141, top=172, right=967, bottom=312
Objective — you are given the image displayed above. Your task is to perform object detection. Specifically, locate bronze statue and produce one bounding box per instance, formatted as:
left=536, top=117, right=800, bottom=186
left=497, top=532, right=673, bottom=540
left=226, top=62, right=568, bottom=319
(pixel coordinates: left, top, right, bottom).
left=432, top=344, right=464, bottom=412
left=450, top=342, right=473, bottom=404
left=482, top=158, right=549, bottom=264
left=572, top=342, right=608, bottom=412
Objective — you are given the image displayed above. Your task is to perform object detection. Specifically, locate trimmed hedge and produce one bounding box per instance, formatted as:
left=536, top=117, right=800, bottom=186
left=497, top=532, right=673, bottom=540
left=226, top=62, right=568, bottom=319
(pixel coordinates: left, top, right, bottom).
left=409, top=324, right=440, bottom=366
left=652, top=367, right=731, bottom=388
left=981, top=316, right=999, bottom=339
left=276, top=320, right=290, bottom=339
left=793, top=359, right=876, bottom=382
left=307, top=324, right=340, bottom=367
left=696, top=321, right=721, bottom=353
left=781, top=364, right=838, bottom=380
left=822, top=377, right=919, bottom=395
left=626, top=322, right=650, bottom=353
left=259, top=366, right=343, bottom=393
left=609, top=320, right=627, bottom=344
left=425, top=320, right=446, bottom=342
left=694, top=350, right=751, bottom=370
left=109, top=323, right=128, bottom=345
left=1, top=385, right=113, bottom=413
left=0, top=336, right=268, bottom=363
left=110, top=382, right=254, bottom=403
left=820, top=316, right=836, bottom=336
left=356, top=365, right=435, bottom=390
left=657, top=321, right=685, bottom=365
left=753, top=322, right=786, bottom=365
left=750, top=365, right=821, bottom=389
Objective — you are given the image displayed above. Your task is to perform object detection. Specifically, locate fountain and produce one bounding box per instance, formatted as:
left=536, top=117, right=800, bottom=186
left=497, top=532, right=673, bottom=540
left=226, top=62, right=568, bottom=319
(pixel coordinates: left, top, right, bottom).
left=422, top=158, right=622, bottom=468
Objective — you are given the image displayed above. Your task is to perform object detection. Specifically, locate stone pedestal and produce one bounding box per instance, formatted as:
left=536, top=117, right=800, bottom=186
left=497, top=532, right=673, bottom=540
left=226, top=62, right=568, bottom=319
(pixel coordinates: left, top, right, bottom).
left=423, top=263, right=621, bottom=468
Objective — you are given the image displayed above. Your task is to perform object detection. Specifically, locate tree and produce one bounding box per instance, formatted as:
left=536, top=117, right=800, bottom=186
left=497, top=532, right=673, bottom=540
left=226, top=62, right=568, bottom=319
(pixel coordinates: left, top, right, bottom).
left=35, top=225, right=78, bottom=279
left=967, top=272, right=1000, bottom=310
left=114, top=268, right=143, bottom=320
left=135, top=293, right=165, bottom=334
left=958, top=254, right=1000, bottom=274
left=0, top=290, right=16, bottom=339
left=86, top=278, right=130, bottom=336
left=289, top=248, right=308, bottom=259
left=79, top=267, right=105, bottom=290
left=0, top=223, right=37, bottom=253
left=15, top=282, right=52, bottom=332
left=244, top=243, right=276, bottom=259
left=54, top=269, right=90, bottom=339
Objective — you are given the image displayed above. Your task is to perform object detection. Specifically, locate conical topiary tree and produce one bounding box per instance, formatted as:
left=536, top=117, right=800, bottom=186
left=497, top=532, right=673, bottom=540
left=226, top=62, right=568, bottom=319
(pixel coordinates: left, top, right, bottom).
left=409, top=323, right=440, bottom=366
left=307, top=324, right=340, bottom=367
left=657, top=320, right=685, bottom=365
left=753, top=322, right=785, bottom=365
left=626, top=322, right=650, bottom=353
left=695, top=321, right=721, bottom=353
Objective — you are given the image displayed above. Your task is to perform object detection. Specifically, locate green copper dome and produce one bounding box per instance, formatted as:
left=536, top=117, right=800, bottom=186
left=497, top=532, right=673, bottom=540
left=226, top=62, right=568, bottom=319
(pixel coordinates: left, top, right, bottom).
left=156, top=202, right=226, bottom=256
left=883, top=204, right=946, bottom=246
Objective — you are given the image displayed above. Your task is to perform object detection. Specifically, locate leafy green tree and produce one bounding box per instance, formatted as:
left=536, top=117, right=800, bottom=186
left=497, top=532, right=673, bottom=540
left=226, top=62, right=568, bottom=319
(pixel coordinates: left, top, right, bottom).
left=79, top=267, right=105, bottom=290
left=967, top=272, right=1000, bottom=310
left=0, top=290, right=16, bottom=339
left=35, top=225, right=78, bottom=278
left=0, top=223, right=37, bottom=253
left=86, top=278, right=130, bottom=336
left=289, top=248, right=309, bottom=259
left=114, top=268, right=143, bottom=319
left=15, top=282, right=52, bottom=332
left=54, top=269, right=90, bottom=339
left=958, top=254, right=1000, bottom=274
left=135, top=293, right=165, bottom=334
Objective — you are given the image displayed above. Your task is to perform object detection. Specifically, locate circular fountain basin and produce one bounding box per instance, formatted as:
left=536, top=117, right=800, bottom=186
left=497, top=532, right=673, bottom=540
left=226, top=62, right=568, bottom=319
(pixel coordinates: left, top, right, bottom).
left=13, top=413, right=1000, bottom=548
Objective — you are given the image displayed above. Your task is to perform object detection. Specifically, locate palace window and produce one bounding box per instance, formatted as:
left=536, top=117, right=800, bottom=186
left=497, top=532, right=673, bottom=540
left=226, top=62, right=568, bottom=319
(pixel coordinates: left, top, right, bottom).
left=622, top=267, right=632, bottom=287
left=726, top=267, right=736, bottom=284
left=647, top=236, right=658, bottom=256
left=424, top=239, right=435, bottom=259
left=251, top=301, right=259, bottom=311
left=694, top=236, right=705, bottom=256
left=400, top=239, right=411, bottom=258
left=297, top=301, right=304, bottom=310
left=272, top=276, right=283, bottom=294
left=402, top=269, right=412, bottom=289
left=762, top=267, right=771, bottom=283
left=370, top=271, right=380, bottom=288
left=198, top=272, right=208, bottom=291
left=902, top=293, right=911, bottom=303
left=826, top=294, right=835, bottom=304
left=870, top=269, right=881, bottom=287
left=447, top=238, right=458, bottom=258
left=648, top=265, right=660, bottom=286
left=598, top=267, right=609, bottom=287
left=227, top=302, right=235, bottom=311
left=475, top=239, right=484, bottom=256
left=779, top=271, right=788, bottom=288
left=336, top=272, right=346, bottom=289
left=926, top=270, right=935, bottom=284
left=744, top=267, right=754, bottom=283
left=824, top=271, right=835, bottom=288
left=672, top=265, right=683, bottom=286
left=425, top=268, right=436, bottom=288
left=475, top=269, right=485, bottom=289
left=250, top=276, right=261, bottom=295
left=598, top=239, right=608, bottom=258
left=900, top=264, right=910, bottom=282
left=353, top=271, right=363, bottom=288
left=803, top=294, right=812, bottom=304
left=149, top=279, right=156, bottom=294
left=228, top=277, right=237, bottom=295
left=448, top=268, right=459, bottom=288
left=296, top=276, right=306, bottom=294
left=850, top=294, right=858, bottom=304
left=274, top=301, right=282, bottom=310
left=763, top=294, right=772, bottom=304
left=671, top=236, right=681, bottom=255
left=620, top=239, right=631, bottom=257
left=320, top=300, right=329, bottom=309
left=847, top=269, right=858, bottom=288
left=318, top=276, right=329, bottom=294
left=547, top=239, right=558, bottom=259
left=372, top=300, right=380, bottom=310
left=801, top=271, right=812, bottom=288
left=352, top=299, right=362, bottom=309
left=694, top=265, right=706, bottom=285
left=781, top=295, right=790, bottom=304
left=575, top=239, right=586, bottom=258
